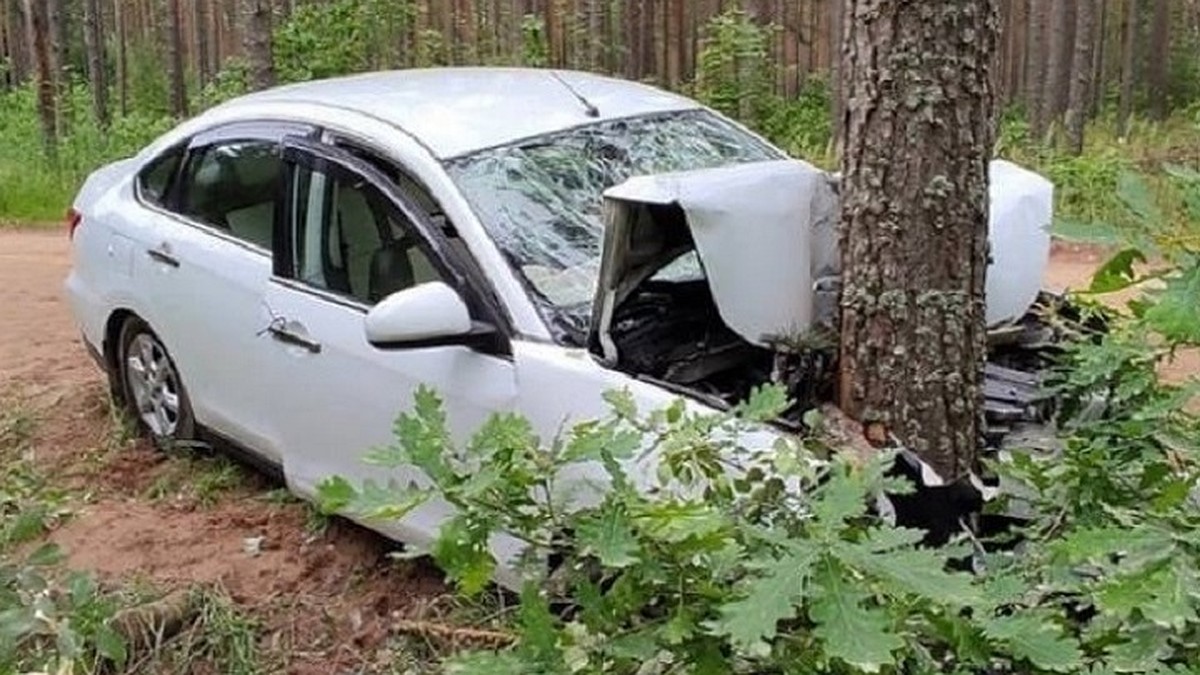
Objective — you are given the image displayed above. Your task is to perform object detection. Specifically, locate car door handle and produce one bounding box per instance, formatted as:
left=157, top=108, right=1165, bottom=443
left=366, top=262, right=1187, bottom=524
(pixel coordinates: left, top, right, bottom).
left=267, top=325, right=322, bottom=354
left=145, top=248, right=180, bottom=268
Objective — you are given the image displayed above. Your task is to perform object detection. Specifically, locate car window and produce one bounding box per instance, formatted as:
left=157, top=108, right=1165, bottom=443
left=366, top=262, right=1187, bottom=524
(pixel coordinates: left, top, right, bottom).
left=177, top=140, right=282, bottom=251
left=136, top=145, right=185, bottom=207
left=288, top=164, right=444, bottom=305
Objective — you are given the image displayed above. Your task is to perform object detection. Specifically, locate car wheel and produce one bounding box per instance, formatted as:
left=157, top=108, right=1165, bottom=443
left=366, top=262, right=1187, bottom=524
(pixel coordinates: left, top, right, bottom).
left=118, top=318, right=195, bottom=446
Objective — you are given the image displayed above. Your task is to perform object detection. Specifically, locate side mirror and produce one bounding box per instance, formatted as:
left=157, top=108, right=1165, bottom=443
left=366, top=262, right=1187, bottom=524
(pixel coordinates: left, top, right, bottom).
left=365, top=282, right=496, bottom=349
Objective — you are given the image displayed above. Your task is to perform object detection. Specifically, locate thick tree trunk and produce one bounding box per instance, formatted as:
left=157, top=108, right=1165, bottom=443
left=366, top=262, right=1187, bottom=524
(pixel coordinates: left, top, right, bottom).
left=838, top=0, right=997, bottom=481
left=167, top=0, right=188, bottom=116
left=23, top=0, right=56, bottom=159
left=82, top=0, right=109, bottom=127
left=1147, top=0, right=1171, bottom=119
left=242, top=0, right=274, bottom=90
left=1117, top=0, right=1138, bottom=135
left=1065, top=0, right=1098, bottom=154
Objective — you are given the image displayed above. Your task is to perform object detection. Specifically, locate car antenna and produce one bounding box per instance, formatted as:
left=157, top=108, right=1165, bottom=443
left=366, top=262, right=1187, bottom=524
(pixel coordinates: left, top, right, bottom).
left=549, top=71, right=601, bottom=118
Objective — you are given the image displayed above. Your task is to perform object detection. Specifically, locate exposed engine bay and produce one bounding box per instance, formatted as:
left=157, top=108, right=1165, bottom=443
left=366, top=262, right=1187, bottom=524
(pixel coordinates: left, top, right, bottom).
left=590, top=159, right=1060, bottom=447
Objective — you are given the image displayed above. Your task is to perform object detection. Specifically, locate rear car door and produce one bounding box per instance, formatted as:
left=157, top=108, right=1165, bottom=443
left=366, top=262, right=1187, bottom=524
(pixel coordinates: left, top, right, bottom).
left=123, top=121, right=310, bottom=463
left=262, top=137, right=517, bottom=546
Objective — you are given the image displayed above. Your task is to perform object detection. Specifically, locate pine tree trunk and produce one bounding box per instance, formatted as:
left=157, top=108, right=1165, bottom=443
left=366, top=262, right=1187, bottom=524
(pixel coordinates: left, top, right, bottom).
left=1089, top=0, right=1107, bottom=116
left=45, top=0, right=66, bottom=134
left=829, top=0, right=844, bottom=152
left=1147, top=0, right=1170, bottom=119
left=23, top=0, right=57, bottom=159
left=83, top=0, right=109, bottom=127
left=3, top=0, right=31, bottom=88
left=194, top=0, right=210, bottom=89
left=1042, top=0, right=1077, bottom=137
left=838, top=0, right=997, bottom=482
left=167, top=0, right=188, bottom=116
left=242, top=0, right=275, bottom=90
left=1026, top=0, right=1050, bottom=135
left=114, top=0, right=128, bottom=116
left=1065, top=0, right=1097, bottom=154
left=1117, top=0, right=1137, bottom=135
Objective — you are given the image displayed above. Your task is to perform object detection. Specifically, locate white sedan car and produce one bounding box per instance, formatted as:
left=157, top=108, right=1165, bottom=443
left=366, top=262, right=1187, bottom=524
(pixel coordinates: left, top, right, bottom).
left=66, top=68, right=1052, bottom=573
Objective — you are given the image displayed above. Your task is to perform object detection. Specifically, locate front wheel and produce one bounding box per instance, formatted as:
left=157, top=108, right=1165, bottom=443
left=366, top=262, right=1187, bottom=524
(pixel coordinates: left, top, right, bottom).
left=118, top=318, right=195, bottom=446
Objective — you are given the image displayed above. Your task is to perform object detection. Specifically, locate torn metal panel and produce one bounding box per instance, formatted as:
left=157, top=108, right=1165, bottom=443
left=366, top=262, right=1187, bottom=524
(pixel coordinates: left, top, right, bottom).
left=987, top=160, right=1054, bottom=325
left=594, top=159, right=1055, bottom=361
left=596, top=159, right=839, bottom=356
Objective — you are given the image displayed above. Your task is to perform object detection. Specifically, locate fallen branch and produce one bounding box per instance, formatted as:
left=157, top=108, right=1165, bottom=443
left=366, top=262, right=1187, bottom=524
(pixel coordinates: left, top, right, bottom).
left=108, top=589, right=198, bottom=654
left=393, top=619, right=516, bottom=648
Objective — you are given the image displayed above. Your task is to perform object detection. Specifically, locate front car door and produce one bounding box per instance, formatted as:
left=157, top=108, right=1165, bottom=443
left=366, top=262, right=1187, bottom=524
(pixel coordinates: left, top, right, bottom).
left=261, top=138, right=518, bottom=549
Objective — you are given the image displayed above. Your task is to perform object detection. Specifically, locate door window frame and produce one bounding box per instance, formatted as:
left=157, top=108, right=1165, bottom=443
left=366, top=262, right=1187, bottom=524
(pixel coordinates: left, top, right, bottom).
left=274, top=136, right=512, bottom=353
left=135, top=119, right=317, bottom=256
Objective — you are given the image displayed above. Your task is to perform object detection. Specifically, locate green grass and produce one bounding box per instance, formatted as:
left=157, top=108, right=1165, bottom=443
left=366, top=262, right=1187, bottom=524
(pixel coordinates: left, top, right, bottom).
left=0, top=83, right=173, bottom=224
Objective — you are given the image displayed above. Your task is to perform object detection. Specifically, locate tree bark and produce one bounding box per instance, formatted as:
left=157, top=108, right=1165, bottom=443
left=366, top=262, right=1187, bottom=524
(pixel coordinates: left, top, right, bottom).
left=1042, top=0, right=1076, bottom=136
left=82, top=0, right=109, bottom=127
left=114, top=0, right=128, bottom=116
left=1147, top=0, right=1171, bottom=119
left=828, top=0, right=844, bottom=153
left=194, top=0, right=210, bottom=89
left=1026, top=0, right=1050, bottom=135
left=23, top=0, right=56, bottom=159
left=166, top=0, right=188, bottom=116
left=1117, top=0, right=1138, bottom=135
left=242, top=0, right=275, bottom=90
left=838, top=0, right=997, bottom=482
left=1065, top=0, right=1098, bottom=154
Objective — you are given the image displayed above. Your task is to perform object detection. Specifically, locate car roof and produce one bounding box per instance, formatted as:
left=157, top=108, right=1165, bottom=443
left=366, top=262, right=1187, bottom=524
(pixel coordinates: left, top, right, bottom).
left=220, top=67, right=701, bottom=160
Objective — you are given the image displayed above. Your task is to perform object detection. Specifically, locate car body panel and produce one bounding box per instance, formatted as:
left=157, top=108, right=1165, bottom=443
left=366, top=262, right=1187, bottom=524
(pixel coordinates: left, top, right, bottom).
left=229, top=68, right=703, bottom=159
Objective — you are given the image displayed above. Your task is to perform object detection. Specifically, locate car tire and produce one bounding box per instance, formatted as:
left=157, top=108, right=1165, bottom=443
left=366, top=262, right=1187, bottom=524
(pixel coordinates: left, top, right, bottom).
left=118, top=317, right=196, bottom=447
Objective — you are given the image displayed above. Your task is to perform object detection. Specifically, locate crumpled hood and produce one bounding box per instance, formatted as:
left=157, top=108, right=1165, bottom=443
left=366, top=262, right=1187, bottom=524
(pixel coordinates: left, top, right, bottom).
left=592, top=158, right=1053, bottom=360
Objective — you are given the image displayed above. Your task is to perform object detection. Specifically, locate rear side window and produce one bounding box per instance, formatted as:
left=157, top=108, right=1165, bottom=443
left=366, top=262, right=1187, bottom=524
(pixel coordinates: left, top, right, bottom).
left=177, top=141, right=282, bottom=251
left=136, top=146, right=185, bottom=207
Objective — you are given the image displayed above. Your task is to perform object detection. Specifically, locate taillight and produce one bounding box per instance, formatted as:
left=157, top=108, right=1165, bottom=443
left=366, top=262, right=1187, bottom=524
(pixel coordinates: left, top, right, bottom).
left=66, top=207, right=82, bottom=240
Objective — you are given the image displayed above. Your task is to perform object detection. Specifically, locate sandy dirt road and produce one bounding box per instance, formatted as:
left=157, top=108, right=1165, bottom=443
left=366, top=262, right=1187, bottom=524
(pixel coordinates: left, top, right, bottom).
left=0, top=228, right=1195, bottom=671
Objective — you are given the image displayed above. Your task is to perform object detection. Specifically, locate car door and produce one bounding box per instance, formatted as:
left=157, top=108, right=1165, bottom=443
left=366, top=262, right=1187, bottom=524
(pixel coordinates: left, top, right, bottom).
left=122, top=122, right=310, bottom=463
left=262, top=137, right=518, bottom=547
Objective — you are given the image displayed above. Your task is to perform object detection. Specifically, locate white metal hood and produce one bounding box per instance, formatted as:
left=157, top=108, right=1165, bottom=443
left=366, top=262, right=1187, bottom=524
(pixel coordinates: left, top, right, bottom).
left=592, top=159, right=1053, bottom=361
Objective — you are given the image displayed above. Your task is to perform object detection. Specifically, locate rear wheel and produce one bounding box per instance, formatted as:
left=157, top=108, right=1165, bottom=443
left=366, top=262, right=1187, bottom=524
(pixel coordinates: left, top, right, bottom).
left=118, top=318, right=195, bottom=445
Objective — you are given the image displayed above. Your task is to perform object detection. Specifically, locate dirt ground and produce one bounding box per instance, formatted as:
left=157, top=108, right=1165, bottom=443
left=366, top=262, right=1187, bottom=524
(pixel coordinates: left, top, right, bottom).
left=1, top=227, right=449, bottom=672
left=0, top=228, right=1196, bottom=672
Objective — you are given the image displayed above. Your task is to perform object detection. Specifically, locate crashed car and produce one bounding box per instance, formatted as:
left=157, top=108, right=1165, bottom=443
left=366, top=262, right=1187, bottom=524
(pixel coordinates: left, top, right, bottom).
left=65, top=68, right=1053, bottom=586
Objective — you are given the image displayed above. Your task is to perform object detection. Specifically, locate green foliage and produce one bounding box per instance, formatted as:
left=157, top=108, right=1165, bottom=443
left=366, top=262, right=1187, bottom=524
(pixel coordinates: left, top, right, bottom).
left=274, top=0, right=374, bottom=83
left=0, top=544, right=129, bottom=674
left=695, top=10, right=775, bottom=130
left=0, top=82, right=173, bottom=223
left=321, top=385, right=1103, bottom=673
left=520, top=14, right=549, bottom=68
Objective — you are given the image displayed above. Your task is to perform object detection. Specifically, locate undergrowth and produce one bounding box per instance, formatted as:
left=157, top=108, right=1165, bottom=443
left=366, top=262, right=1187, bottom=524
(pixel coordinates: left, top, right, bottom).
left=321, top=171, right=1200, bottom=672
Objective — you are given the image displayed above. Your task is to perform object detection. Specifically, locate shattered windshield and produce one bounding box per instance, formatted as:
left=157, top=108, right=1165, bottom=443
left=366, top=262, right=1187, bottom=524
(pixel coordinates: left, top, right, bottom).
left=445, top=110, right=783, bottom=338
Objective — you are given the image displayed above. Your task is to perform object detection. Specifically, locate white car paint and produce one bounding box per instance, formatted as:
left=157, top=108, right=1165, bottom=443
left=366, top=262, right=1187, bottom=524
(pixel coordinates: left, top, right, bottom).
left=64, top=68, right=1051, bottom=588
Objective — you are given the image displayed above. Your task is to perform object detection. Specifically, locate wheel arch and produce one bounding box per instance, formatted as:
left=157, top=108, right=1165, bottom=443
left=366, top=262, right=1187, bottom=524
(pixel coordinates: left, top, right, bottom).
left=102, top=308, right=140, bottom=397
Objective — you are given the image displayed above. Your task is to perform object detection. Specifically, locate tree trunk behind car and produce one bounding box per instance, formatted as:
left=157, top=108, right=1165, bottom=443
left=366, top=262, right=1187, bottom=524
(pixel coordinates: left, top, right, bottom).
left=837, top=1, right=998, bottom=482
